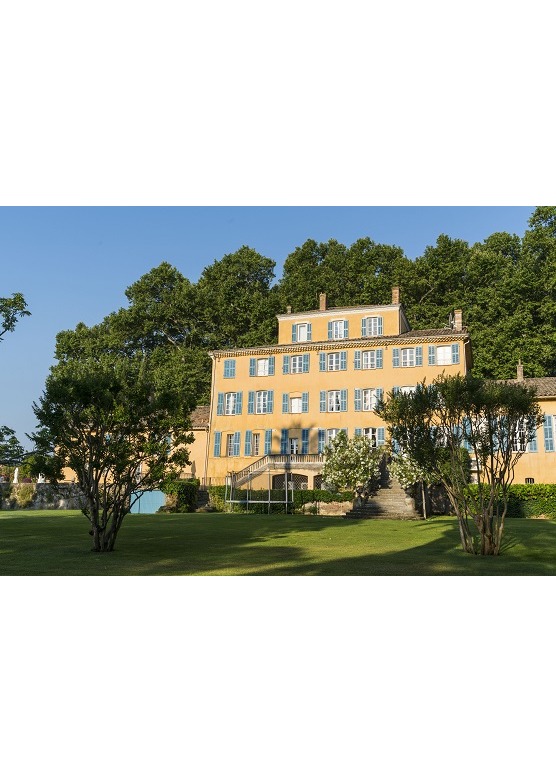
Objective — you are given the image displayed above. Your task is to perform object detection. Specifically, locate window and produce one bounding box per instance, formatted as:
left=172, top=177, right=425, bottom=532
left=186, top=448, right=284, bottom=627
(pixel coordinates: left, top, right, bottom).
left=362, top=388, right=379, bottom=411
left=329, top=320, right=347, bottom=339
left=327, top=390, right=342, bottom=412
left=362, top=427, right=378, bottom=447
left=326, top=428, right=343, bottom=444
left=226, top=434, right=234, bottom=456
left=292, top=323, right=311, bottom=342
left=401, top=348, right=415, bottom=367
left=256, top=391, right=269, bottom=414
left=361, top=316, right=383, bottom=337
left=225, top=392, right=237, bottom=416
left=393, top=347, right=422, bottom=368
left=525, top=477, right=535, bottom=484
left=291, top=355, right=304, bottom=373
left=249, top=356, right=275, bottom=376
left=257, top=358, right=269, bottom=376
left=328, top=352, right=341, bottom=371
left=320, top=351, right=347, bottom=371
left=223, top=359, right=236, bottom=378
left=400, top=386, right=416, bottom=395
left=428, top=344, right=460, bottom=365
left=356, top=349, right=383, bottom=370
left=290, top=397, right=303, bottom=414
left=252, top=433, right=260, bottom=456
left=289, top=438, right=299, bottom=455
left=512, top=421, right=527, bottom=452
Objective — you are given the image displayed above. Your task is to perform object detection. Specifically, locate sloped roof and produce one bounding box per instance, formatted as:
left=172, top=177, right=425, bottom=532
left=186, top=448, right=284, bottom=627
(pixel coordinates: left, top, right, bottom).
left=505, top=377, right=556, bottom=398
left=190, top=405, right=210, bottom=428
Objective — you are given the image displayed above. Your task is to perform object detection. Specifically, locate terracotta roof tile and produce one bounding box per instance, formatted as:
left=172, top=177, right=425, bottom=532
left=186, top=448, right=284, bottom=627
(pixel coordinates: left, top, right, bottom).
left=505, top=377, right=556, bottom=398
left=190, top=405, right=210, bottom=428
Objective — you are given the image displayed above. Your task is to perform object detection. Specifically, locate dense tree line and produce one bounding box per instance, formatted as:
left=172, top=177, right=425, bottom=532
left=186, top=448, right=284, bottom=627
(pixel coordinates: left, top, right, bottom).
left=54, top=206, right=556, bottom=409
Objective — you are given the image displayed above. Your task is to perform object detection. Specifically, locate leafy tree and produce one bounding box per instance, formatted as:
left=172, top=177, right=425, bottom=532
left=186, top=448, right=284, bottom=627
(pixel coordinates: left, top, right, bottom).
left=31, top=327, right=195, bottom=552
left=0, top=426, right=25, bottom=467
left=0, top=292, right=30, bottom=342
left=378, top=375, right=543, bottom=555
left=321, top=431, right=384, bottom=497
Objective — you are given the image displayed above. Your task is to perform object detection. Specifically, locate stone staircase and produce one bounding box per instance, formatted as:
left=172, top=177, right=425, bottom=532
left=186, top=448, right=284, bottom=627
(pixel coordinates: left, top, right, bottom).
left=345, top=477, right=420, bottom=520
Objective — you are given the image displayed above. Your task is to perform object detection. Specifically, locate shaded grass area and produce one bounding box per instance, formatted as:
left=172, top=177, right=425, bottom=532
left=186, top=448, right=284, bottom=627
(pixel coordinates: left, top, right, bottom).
left=1, top=510, right=556, bottom=575
left=0, top=511, right=556, bottom=576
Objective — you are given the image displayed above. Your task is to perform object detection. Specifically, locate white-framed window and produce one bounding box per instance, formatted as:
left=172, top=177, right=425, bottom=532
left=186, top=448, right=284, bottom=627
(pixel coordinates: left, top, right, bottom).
left=257, top=358, right=269, bottom=376
left=326, top=428, right=342, bottom=444
left=290, top=438, right=299, bottom=455
left=512, top=420, right=527, bottom=452
left=290, top=397, right=303, bottom=414
left=362, top=351, right=377, bottom=370
left=362, top=389, right=379, bottom=411
left=226, top=434, right=235, bottom=456
left=400, top=386, right=416, bottom=395
left=225, top=392, right=237, bottom=415
left=362, top=427, right=378, bottom=447
left=327, top=390, right=342, bottom=412
left=435, top=346, right=452, bottom=365
left=330, top=320, right=346, bottom=339
left=291, top=355, right=304, bottom=374
left=401, top=348, right=416, bottom=367
left=297, top=323, right=309, bottom=342
left=328, top=352, right=341, bottom=371
left=362, top=316, right=383, bottom=337
left=252, top=433, right=261, bottom=456
left=256, top=391, right=269, bottom=414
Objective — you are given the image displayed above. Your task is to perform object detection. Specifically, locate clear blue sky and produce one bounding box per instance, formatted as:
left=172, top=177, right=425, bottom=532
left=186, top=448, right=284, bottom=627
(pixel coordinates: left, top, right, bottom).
left=0, top=206, right=535, bottom=447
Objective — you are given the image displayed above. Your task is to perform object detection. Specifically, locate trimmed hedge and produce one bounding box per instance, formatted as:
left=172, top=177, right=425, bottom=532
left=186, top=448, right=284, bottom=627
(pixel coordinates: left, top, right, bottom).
left=161, top=478, right=200, bottom=513
left=208, top=485, right=353, bottom=514
left=465, top=483, right=556, bottom=519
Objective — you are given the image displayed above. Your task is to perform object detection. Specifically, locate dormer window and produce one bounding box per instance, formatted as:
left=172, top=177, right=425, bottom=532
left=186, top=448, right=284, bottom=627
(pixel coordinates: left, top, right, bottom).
left=328, top=319, right=348, bottom=339
left=292, top=323, right=311, bottom=342
left=361, top=317, right=383, bottom=337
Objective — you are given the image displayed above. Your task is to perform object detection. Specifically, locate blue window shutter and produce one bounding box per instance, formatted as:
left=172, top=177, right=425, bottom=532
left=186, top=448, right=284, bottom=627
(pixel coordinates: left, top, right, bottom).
left=224, top=359, right=235, bottom=378
left=416, top=346, right=423, bottom=366
left=264, top=429, right=272, bottom=455
left=428, top=346, right=436, bottom=365
left=283, top=355, right=290, bottom=374
left=233, top=431, right=241, bottom=457
left=268, top=356, right=275, bottom=375
left=249, top=357, right=256, bottom=376
left=319, top=352, right=326, bottom=371
left=247, top=391, right=255, bottom=414
left=245, top=430, right=252, bottom=456
left=340, top=351, right=347, bottom=370
left=213, top=431, right=221, bottom=457
left=392, top=348, right=400, bottom=368
left=302, top=392, right=309, bottom=413
left=340, top=389, right=347, bottom=412
left=377, top=428, right=385, bottom=446
left=292, top=324, right=298, bottom=343
left=328, top=321, right=333, bottom=340
left=377, top=317, right=383, bottom=336
left=462, top=417, right=471, bottom=451
left=544, top=415, right=554, bottom=451
left=376, top=388, right=383, bottom=410
left=217, top=392, right=224, bottom=416
left=376, top=349, right=383, bottom=369
left=354, top=350, right=361, bottom=370
left=280, top=428, right=289, bottom=455
left=282, top=393, right=289, bottom=413
left=355, top=428, right=362, bottom=437
left=452, top=343, right=460, bottom=364
left=343, top=319, right=349, bottom=338
left=267, top=390, right=274, bottom=413
left=529, top=428, right=538, bottom=452
left=361, top=318, right=367, bottom=337
left=303, top=354, right=309, bottom=373
left=320, top=391, right=326, bottom=412
left=318, top=429, right=326, bottom=453
left=236, top=391, right=243, bottom=415
left=307, top=323, right=312, bottom=341
left=301, top=429, right=309, bottom=454
left=354, top=388, right=362, bottom=412
left=393, top=386, right=400, bottom=395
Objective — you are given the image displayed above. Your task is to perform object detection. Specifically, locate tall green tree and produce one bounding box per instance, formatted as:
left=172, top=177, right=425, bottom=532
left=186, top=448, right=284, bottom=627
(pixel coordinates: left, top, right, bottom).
left=378, top=375, right=543, bottom=555
left=0, top=292, right=30, bottom=342
left=0, top=426, right=25, bottom=466
left=31, top=331, right=195, bottom=552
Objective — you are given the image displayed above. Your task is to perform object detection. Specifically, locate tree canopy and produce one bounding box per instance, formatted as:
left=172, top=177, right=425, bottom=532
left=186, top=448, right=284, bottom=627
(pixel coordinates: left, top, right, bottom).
left=0, top=292, right=30, bottom=342
left=377, top=374, right=543, bottom=555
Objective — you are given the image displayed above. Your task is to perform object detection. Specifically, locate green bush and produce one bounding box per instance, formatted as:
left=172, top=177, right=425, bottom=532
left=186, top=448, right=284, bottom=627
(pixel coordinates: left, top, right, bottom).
left=207, top=486, right=353, bottom=514
left=10, top=483, right=36, bottom=509
left=466, top=483, right=556, bottom=519
left=160, top=478, right=200, bottom=513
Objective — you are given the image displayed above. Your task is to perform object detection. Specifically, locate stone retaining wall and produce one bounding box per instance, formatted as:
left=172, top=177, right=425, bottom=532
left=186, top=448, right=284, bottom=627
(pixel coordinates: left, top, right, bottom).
left=0, top=483, right=84, bottom=511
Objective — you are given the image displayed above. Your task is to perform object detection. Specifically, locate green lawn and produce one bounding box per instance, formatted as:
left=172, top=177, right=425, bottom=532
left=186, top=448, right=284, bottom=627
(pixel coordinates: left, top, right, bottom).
left=1, top=510, right=556, bottom=575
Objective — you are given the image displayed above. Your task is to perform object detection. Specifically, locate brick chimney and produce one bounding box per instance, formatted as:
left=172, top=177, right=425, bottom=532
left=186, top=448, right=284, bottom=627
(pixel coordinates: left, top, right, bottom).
left=319, top=292, right=327, bottom=311
left=517, top=361, right=524, bottom=381
left=392, top=286, right=400, bottom=305
left=453, top=309, right=463, bottom=331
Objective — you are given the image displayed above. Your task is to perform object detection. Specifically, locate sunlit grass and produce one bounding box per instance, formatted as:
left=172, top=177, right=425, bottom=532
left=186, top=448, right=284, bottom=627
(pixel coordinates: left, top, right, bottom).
left=1, top=510, right=555, bottom=575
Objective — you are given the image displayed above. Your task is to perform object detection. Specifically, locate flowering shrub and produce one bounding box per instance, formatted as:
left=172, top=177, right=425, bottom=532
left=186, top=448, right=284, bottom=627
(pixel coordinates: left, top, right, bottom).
left=388, top=453, right=433, bottom=489
left=322, top=431, right=384, bottom=492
